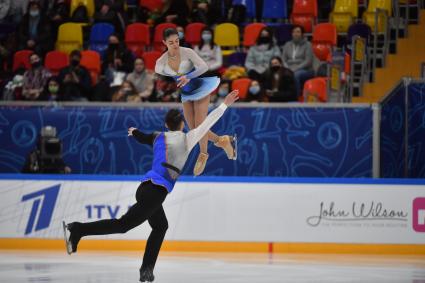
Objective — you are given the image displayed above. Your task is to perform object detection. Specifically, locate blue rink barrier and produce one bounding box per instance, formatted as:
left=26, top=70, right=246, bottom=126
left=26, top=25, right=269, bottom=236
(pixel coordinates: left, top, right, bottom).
left=380, top=79, right=425, bottom=178
left=0, top=103, right=375, bottom=178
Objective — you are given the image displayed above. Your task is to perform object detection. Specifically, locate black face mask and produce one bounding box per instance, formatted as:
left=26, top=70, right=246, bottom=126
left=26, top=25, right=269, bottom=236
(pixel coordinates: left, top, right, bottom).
left=271, top=66, right=281, bottom=72
left=258, top=36, right=270, bottom=45
left=109, top=43, right=119, bottom=50
left=31, top=61, right=41, bottom=69
left=71, top=59, right=80, bottom=67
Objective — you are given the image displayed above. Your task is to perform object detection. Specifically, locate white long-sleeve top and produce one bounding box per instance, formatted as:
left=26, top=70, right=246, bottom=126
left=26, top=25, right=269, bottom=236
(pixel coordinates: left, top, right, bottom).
left=154, top=47, right=208, bottom=79
left=134, top=103, right=228, bottom=191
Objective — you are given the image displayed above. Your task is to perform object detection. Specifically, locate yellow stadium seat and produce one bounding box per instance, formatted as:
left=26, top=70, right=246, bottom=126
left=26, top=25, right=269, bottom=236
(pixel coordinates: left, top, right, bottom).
left=214, top=23, right=240, bottom=56
left=329, top=0, right=358, bottom=32
left=56, top=23, right=83, bottom=54
left=70, top=0, right=95, bottom=18
left=362, top=0, right=392, bottom=33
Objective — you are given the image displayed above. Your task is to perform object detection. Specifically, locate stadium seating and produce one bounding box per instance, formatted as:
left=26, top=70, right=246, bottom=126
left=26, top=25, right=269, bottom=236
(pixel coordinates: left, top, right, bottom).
left=303, top=77, right=328, bottom=102
left=231, top=78, right=252, bottom=99
left=56, top=23, right=83, bottom=54
left=89, top=23, right=115, bottom=56
left=44, top=51, right=69, bottom=75
left=80, top=50, right=101, bottom=85
left=153, top=23, right=177, bottom=52
left=185, top=23, right=206, bottom=46
left=142, top=51, right=162, bottom=71
left=12, top=50, right=33, bottom=72
left=70, top=0, right=95, bottom=18
left=214, top=23, right=240, bottom=56
left=312, top=23, right=338, bottom=61
left=125, top=23, right=151, bottom=57
left=329, top=0, right=358, bottom=33
left=243, top=23, right=266, bottom=47
left=291, top=0, right=318, bottom=33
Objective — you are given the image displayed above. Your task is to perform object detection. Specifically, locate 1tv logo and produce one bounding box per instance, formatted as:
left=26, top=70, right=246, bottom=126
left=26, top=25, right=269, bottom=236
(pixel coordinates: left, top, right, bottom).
left=413, top=197, right=425, bottom=232
left=21, top=185, right=60, bottom=235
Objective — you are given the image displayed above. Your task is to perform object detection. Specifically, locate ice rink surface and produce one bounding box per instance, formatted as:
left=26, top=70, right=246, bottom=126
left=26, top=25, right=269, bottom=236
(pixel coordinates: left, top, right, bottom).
left=1, top=250, right=425, bottom=283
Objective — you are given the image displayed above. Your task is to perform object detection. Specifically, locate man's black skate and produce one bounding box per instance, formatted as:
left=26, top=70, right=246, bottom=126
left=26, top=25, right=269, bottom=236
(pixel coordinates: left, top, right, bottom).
left=139, top=267, right=155, bottom=282
left=62, top=221, right=81, bottom=254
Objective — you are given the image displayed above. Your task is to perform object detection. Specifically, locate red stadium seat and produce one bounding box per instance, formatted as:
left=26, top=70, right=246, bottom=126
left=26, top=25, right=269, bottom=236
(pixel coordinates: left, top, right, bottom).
left=291, top=0, right=318, bottom=33
left=142, top=51, right=162, bottom=71
left=44, top=51, right=69, bottom=75
left=80, top=50, right=101, bottom=85
left=125, top=23, right=151, bottom=57
left=231, top=78, right=252, bottom=99
left=303, top=77, right=328, bottom=102
left=243, top=23, right=266, bottom=47
left=312, top=23, right=337, bottom=61
left=13, top=50, right=33, bottom=71
left=153, top=23, right=177, bottom=52
left=185, top=22, right=206, bottom=46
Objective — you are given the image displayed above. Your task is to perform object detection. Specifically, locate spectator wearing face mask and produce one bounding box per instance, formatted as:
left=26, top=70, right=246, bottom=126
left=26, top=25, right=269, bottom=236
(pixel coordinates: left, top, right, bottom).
left=103, top=33, right=134, bottom=84
left=17, top=0, right=53, bottom=56
left=176, top=25, right=191, bottom=48
left=194, top=27, right=222, bottom=77
left=40, top=76, right=62, bottom=101
left=58, top=50, right=92, bottom=101
left=263, top=56, right=297, bottom=102
left=245, top=80, right=263, bottom=102
left=22, top=52, right=51, bottom=100
left=126, top=58, right=154, bottom=101
left=244, top=27, right=281, bottom=82
left=281, top=25, right=314, bottom=97
left=213, top=80, right=230, bottom=105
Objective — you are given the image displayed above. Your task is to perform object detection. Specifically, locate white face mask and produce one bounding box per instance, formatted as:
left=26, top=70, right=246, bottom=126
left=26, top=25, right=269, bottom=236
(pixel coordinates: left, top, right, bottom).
left=249, top=85, right=261, bottom=95
left=218, top=87, right=228, bottom=97
left=202, top=33, right=212, bottom=42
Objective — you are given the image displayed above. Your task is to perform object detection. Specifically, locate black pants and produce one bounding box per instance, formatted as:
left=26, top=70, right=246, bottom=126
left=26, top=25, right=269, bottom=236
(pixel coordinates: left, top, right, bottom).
left=78, top=181, right=168, bottom=269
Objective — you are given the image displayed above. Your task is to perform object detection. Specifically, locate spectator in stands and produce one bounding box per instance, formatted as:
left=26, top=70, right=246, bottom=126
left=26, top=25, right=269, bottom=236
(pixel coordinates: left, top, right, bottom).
left=176, top=26, right=191, bottom=48
left=22, top=52, right=51, bottom=100
left=245, top=80, right=263, bottom=102
left=48, top=0, right=69, bottom=41
left=160, top=0, right=191, bottom=26
left=208, top=0, right=232, bottom=24
left=126, top=58, right=154, bottom=102
left=281, top=25, right=314, bottom=96
left=103, top=33, right=134, bottom=84
left=194, top=27, right=222, bottom=77
left=9, top=1, right=25, bottom=24
left=245, top=27, right=281, bottom=82
left=212, top=80, right=231, bottom=105
left=154, top=75, right=179, bottom=102
left=191, top=0, right=209, bottom=24
left=17, top=0, right=53, bottom=56
left=263, top=56, right=297, bottom=102
left=58, top=50, right=91, bottom=101
left=94, top=0, right=126, bottom=35
left=0, top=0, right=11, bottom=24
left=40, top=76, right=62, bottom=101
left=111, top=80, right=140, bottom=102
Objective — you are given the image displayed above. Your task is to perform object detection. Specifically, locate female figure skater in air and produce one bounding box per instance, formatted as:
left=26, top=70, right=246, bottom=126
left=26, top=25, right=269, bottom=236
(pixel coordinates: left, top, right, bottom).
left=155, top=28, right=236, bottom=176
left=63, top=90, right=240, bottom=283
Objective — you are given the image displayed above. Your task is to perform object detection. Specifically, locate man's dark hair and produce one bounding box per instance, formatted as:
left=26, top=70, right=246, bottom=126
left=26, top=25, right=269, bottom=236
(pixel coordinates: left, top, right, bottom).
left=292, top=25, right=305, bottom=35
left=165, top=109, right=184, bottom=131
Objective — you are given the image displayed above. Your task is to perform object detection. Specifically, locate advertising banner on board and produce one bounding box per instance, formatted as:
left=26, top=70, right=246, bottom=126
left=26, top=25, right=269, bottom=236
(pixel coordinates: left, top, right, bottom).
left=0, top=178, right=424, bottom=244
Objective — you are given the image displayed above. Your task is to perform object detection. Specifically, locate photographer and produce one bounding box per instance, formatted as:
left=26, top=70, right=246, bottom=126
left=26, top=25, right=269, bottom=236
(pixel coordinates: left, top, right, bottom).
left=22, top=126, right=71, bottom=174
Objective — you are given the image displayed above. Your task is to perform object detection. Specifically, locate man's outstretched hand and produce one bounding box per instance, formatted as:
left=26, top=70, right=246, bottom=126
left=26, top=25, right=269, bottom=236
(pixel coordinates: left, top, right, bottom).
left=128, top=127, right=137, bottom=136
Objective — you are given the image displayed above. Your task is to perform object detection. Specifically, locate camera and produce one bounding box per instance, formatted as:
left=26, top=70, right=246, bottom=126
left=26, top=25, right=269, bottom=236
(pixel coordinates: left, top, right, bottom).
left=22, top=126, right=71, bottom=174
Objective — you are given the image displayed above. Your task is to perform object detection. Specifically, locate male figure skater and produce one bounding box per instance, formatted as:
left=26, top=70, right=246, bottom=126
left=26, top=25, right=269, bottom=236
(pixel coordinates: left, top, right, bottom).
left=63, top=90, right=239, bottom=282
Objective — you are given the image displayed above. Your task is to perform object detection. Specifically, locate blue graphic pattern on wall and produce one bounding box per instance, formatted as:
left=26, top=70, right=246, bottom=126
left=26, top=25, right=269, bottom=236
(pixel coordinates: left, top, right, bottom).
left=380, top=83, right=406, bottom=178
left=0, top=105, right=373, bottom=177
left=408, top=83, right=425, bottom=178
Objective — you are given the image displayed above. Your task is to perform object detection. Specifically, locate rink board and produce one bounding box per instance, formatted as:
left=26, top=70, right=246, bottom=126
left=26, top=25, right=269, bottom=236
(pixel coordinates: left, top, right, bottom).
left=0, top=175, right=425, bottom=253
